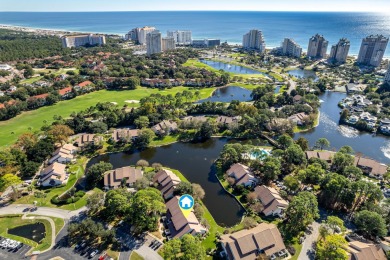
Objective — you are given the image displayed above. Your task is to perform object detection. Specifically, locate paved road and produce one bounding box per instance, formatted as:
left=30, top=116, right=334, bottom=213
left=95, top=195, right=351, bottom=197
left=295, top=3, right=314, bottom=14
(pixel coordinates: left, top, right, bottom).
left=298, top=209, right=328, bottom=260
left=287, top=79, right=297, bottom=94
left=0, top=204, right=87, bottom=219
left=0, top=243, right=31, bottom=260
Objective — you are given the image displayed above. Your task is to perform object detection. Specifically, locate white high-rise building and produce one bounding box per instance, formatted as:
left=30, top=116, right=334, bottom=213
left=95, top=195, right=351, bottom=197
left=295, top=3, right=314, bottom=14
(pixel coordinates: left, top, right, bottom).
left=329, top=38, right=350, bottom=64
left=167, top=30, right=192, bottom=45
left=146, top=31, right=162, bottom=55
left=130, top=26, right=156, bottom=45
left=282, top=38, right=302, bottom=58
left=61, top=34, right=106, bottom=48
left=385, top=66, right=390, bottom=84
left=242, top=29, right=266, bottom=53
left=307, top=34, right=328, bottom=59
left=357, top=35, right=389, bottom=67
left=162, top=37, right=176, bottom=51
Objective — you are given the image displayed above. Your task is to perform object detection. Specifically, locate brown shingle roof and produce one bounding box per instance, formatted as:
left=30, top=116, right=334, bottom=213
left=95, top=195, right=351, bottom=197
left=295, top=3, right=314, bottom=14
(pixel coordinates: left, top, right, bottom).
left=111, top=129, right=139, bottom=142
left=347, top=241, right=386, bottom=260
left=220, top=223, right=286, bottom=260
left=354, top=157, right=388, bottom=177
left=103, top=166, right=143, bottom=188
left=153, top=169, right=181, bottom=199
left=253, top=186, right=289, bottom=216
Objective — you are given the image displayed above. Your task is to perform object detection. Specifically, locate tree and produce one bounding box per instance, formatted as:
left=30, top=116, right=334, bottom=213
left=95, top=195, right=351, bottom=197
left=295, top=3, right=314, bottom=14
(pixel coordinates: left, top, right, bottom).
left=191, top=183, right=205, bottom=200
left=354, top=210, right=387, bottom=238
left=242, top=217, right=257, bottom=229
left=0, top=174, right=22, bottom=192
left=325, top=216, right=346, bottom=233
left=136, top=159, right=149, bottom=169
left=47, top=124, right=74, bottom=143
left=283, top=175, right=300, bottom=192
left=20, top=161, right=40, bottom=177
left=284, top=144, right=306, bottom=166
left=332, top=152, right=354, bottom=174
left=104, top=188, right=132, bottom=218
left=295, top=137, right=309, bottom=151
left=278, top=134, right=294, bottom=149
left=175, top=182, right=193, bottom=196
left=152, top=163, right=163, bottom=171
left=194, top=121, right=214, bottom=141
left=134, top=129, right=155, bottom=150
left=134, top=116, right=150, bottom=128
left=298, top=163, right=325, bottom=184
left=86, top=191, right=105, bottom=215
left=285, top=191, right=319, bottom=236
left=86, top=162, right=113, bottom=189
left=316, top=138, right=330, bottom=150
left=135, top=177, right=150, bottom=190
left=261, top=157, right=281, bottom=184
left=129, top=188, right=166, bottom=232
left=162, top=234, right=206, bottom=260
left=343, top=166, right=363, bottom=181
left=316, top=234, right=348, bottom=260
left=339, top=146, right=354, bottom=154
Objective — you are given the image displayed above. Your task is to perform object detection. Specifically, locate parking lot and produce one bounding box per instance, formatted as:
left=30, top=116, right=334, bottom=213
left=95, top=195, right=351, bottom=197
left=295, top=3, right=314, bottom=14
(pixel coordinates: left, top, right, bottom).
left=0, top=237, right=31, bottom=260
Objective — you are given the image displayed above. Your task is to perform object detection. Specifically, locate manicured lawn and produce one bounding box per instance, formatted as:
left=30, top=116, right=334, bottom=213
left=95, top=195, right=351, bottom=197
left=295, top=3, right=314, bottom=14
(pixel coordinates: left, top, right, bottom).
left=0, top=86, right=215, bottom=148
left=0, top=214, right=61, bottom=252
left=290, top=241, right=303, bottom=260
left=150, top=134, right=179, bottom=147
left=15, top=157, right=87, bottom=208
left=106, top=248, right=120, bottom=260
left=130, top=251, right=144, bottom=260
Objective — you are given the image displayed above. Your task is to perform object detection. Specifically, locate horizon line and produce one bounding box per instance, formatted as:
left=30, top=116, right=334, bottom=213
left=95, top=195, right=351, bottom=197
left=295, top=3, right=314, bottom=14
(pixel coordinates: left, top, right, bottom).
left=0, top=10, right=386, bottom=13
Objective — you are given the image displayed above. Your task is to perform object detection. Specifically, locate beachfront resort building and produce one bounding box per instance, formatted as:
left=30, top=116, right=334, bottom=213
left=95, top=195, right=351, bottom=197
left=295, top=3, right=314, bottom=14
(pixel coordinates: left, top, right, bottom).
left=329, top=38, right=350, bottom=64
left=61, top=34, right=106, bottom=48
left=167, top=30, right=192, bottom=45
left=162, top=37, right=176, bottom=51
left=126, top=26, right=156, bottom=45
left=357, top=35, right=389, bottom=67
left=242, top=29, right=266, bottom=53
left=307, top=34, right=328, bottom=59
left=146, top=30, right=162, bottom=55
left=385, top=66, right=390, bottom=84
left=281, top=38, right=302, bottom=58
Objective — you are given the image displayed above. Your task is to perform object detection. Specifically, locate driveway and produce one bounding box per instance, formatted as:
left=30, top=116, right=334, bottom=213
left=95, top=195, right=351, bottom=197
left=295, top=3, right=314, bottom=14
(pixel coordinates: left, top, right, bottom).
left=298, top=209, right=328, bottom=260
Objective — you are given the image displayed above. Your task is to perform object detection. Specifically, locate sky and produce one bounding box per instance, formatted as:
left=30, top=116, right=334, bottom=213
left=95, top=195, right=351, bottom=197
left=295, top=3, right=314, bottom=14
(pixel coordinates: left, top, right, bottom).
left=1, top=0, right=390, bottom=12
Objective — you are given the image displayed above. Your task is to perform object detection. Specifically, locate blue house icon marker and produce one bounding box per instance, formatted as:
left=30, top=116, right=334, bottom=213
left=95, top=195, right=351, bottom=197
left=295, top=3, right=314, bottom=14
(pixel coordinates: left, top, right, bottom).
left=179, top=194, right=194, bottom=210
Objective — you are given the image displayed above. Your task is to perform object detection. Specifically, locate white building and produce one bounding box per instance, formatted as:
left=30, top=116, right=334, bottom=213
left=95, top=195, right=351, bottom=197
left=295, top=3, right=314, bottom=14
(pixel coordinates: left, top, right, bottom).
left=39, top=163, right=68, bottom=187
left=385, top=66, right=390, bottom=84
left=61, top=34, right=106, bottom=48
left=146, top=31, right=162, bottom=55
left=329, top=38, right=350, bottom=64
left=48, top=144, right=77, bottom=164
left=137, top=26, right=156, bottom=45
left=242, top=29, right=266, bottom=53
left=162, top=37, right=176, bottom=51
left=307, top=34, right=328, bottom=59
left=282, top=38, right=302, bottom=58
left=167, top=30, right=192, bottom=45
left=357, top=35, right=389, bottom=67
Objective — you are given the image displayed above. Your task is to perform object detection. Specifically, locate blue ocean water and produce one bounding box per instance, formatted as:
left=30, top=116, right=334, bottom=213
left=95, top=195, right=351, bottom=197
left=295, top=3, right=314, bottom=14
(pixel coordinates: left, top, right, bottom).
left=0, top=11, right=389, bottom=56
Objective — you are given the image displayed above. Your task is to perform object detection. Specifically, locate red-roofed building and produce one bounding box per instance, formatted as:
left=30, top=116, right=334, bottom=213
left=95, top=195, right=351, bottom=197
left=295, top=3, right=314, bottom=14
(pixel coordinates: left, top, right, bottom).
left=33, top=93, right=49, bottom=99
left=74, top=81, right=94, bottom=92
left=58, top=86, right=73, bottom=98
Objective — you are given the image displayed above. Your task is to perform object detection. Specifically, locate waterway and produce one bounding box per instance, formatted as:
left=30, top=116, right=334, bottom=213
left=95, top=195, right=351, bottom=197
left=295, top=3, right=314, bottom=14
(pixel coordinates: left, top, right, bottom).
left=295, top=91, right=390, bottom=164
left=200, top=60, right=268, bottom=76
left=288, top=69, right=319, bottom=81
left=88, top=138, right=247, bottom=227
left=197, top=86, right=252, bottom=103
left=89, top=91, right=390, bottom=226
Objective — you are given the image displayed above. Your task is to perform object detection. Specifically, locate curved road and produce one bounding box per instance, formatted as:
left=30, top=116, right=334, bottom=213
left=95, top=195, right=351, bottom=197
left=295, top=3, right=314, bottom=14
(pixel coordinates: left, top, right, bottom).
left=0, top=204, right=87, bottom=219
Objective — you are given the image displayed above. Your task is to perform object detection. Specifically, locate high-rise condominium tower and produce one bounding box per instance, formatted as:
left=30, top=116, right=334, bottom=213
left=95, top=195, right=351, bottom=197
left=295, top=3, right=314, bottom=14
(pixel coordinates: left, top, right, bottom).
left=357, top=35, right=389, bottom=67
left=307, top=34, right=328, bottom=59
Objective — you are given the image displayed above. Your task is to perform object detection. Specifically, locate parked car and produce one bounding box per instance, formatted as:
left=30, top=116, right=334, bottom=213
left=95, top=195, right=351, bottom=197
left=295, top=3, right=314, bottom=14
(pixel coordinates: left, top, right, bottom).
left=90, top=249, right=99, bottom=258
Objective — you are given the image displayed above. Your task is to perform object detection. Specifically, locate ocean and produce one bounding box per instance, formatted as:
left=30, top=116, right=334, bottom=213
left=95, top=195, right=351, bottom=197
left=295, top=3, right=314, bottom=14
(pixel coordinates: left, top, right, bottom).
left=0, top=11, right=390, bottom=56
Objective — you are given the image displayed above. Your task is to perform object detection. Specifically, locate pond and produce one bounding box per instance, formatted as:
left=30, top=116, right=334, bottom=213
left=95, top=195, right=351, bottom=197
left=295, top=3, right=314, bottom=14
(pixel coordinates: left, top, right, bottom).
left=88, top=138, right=268, bottom=227
left=295, top=91, right=390, bottom=164
left=8, top=222, right=45, bottom=243
left=197, top=86, right=252, bottom=103
left=288, top=69, right=319, bottom=81
left=200, top=59, right=268, bottom=76
left=274, top=85, right=281, bottom=94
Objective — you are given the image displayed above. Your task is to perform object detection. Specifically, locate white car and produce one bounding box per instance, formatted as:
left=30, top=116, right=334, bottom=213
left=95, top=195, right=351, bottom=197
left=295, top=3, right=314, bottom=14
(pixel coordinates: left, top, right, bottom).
left=90, top=249, right=99, bottom=257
